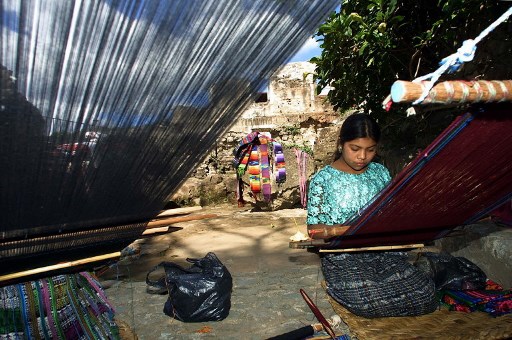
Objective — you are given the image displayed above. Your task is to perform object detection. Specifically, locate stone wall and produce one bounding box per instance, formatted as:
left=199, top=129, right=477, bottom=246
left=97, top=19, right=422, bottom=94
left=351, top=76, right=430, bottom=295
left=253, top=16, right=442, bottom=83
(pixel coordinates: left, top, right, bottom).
left=170, top=62, right=345, bottom=209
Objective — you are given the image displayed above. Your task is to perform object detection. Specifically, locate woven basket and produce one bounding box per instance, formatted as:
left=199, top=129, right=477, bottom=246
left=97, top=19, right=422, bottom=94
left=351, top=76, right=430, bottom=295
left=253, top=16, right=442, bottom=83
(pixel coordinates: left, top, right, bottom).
left=323, top=284, right=512, bottom=340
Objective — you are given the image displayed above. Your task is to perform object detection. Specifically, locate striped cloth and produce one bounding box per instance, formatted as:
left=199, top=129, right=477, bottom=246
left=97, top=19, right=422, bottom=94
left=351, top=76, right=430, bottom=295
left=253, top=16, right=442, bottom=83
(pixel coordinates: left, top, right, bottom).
left=440, top=280, right=512, bottom=317
left=233, top=131, right=286, bottom=203
left=0, top=272, right=118, bottom=339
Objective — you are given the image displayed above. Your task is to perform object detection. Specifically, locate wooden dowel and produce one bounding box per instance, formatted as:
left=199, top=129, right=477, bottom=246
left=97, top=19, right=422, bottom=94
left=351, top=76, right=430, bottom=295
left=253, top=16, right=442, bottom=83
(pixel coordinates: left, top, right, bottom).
left=147, top=213, right=218, bottom=229
left=157, top=206, right=202, bottom=218
left=289, top=239, right=328, bottom=249
left=142, top=226, right=169, bottom=235
left=391, top=80, right=512, bottom=104
left=307, top=224, right=351, bottom=239
left=0, top=251, right=121, bottom=282
left=319, top=243, right=424, bottom=253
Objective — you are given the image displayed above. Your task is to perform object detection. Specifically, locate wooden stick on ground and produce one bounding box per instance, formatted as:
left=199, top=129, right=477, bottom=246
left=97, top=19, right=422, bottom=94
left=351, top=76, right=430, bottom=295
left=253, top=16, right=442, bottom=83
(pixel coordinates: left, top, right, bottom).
left=391, top=80, right=512, bottom=105
left=142, top=226, right=170, bottom=235
left=156, top=206, right=203, bottom=218
left=146, top=214, right=218, bottom=229
left=319, top=243, right=424, bottom=253
left=0, top=251, right=121, bottom=283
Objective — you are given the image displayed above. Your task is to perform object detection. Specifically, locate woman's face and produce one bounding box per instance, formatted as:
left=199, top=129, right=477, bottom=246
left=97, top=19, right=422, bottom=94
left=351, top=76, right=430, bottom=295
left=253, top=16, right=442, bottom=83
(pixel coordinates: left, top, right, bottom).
left=340, top=137, right=377, bottom=173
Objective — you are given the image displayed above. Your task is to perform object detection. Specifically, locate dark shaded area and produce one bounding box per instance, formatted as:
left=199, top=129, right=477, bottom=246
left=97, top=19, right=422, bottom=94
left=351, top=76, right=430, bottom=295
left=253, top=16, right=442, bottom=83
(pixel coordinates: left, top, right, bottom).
left=0, top=1, right=338, bottom=272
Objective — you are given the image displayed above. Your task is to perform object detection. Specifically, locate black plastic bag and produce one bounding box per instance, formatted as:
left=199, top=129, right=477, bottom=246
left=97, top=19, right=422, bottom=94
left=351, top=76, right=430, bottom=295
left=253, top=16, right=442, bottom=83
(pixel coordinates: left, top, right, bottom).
left=414, top=252, right=487, bottom=290
left=146, top=252, right=232, bottom=322
left=322, top=252, right=438, bottom=318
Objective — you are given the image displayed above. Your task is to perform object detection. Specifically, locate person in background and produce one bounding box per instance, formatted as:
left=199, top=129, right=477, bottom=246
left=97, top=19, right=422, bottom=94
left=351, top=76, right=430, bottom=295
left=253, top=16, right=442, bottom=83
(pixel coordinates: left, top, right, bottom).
left=306, top=113, right=391, bottom=239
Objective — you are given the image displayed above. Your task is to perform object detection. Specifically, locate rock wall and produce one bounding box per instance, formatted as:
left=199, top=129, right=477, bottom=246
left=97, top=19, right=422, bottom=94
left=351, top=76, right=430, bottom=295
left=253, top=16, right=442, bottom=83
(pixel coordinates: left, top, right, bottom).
left=170, top=62, right=345, bottom=209
left=435, top=222, right=512, bottom=288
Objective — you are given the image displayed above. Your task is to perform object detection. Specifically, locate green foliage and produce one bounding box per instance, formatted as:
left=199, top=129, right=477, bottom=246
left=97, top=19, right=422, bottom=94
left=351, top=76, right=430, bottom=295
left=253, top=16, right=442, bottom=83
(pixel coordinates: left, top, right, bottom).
left=283, top=124, right=301, bottom=136
left=283, top=142, right=313, bottom=156
left=312, top=0, right=511, bottom=152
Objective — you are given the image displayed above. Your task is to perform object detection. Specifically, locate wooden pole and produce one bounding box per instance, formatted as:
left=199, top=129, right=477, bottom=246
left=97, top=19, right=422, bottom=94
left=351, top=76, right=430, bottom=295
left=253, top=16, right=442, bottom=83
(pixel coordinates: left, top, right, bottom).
left=142, top=226, right=169, bottom=235
left=146, top=213, right=218, bottom=229
left=289, top=239, right=328, bottom=249
left=156, top=206, right=203, bottom=218
left=307, top=224, right=351, bottom=239
left=391, top=80, right=512, bottom=105
left=0, top=251, right=121, bottom=282
left=319, top=243, right=424, bottom=253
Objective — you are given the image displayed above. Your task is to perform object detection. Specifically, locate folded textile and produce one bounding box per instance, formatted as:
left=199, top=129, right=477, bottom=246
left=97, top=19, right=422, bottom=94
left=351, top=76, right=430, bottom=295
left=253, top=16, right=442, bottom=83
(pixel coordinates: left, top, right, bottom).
left=441, top=281, right=512, bottom=317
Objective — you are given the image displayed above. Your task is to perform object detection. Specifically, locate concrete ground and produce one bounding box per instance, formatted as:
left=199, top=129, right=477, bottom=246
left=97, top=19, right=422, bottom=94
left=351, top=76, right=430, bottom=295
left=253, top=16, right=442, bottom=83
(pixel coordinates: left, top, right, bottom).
left=99, top=204, right=350, bottom=339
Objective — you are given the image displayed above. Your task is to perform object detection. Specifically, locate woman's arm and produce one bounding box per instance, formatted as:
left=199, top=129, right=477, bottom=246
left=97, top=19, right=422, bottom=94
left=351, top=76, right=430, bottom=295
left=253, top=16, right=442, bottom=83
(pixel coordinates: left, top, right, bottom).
left=306, top=172, right=328, bottom=225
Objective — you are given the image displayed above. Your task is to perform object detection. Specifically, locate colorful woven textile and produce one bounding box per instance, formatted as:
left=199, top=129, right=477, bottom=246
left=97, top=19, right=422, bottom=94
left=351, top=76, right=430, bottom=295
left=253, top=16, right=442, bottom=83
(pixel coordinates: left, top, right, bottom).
left=259, top=137, right=272, bottom=201
left=0, top=272, right=119, bottom=339
left=232, top=131, right=286, bottom=203
left=440, top=280, right=512, bottom=317
left=274, top=143, right=286, bottom=183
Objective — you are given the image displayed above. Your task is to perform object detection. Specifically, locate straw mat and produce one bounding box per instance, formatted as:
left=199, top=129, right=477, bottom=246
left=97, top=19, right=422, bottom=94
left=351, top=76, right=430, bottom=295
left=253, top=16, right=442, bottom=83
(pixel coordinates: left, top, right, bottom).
left=323, top=285, right=512, bottom=340
left=117, top=319, right=138, bottom=340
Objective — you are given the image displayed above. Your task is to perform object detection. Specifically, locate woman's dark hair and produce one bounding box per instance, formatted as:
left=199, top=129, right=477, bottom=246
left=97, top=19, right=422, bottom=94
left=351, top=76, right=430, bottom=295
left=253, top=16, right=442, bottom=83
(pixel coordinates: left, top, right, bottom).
left=334, top=113, right=381, bottom=160
left=340, top=113, right=381, bottom=143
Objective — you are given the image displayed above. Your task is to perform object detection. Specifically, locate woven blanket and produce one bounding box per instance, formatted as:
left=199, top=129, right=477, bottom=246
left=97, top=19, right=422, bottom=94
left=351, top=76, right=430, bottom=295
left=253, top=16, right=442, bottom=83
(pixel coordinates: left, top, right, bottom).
left=441, top=288, right=512, bottom=317
left=0, top=272, right=118, bottom=339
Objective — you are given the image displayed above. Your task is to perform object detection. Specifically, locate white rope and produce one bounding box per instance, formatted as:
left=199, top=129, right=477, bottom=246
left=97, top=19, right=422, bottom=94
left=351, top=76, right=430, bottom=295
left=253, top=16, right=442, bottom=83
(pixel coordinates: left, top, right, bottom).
left=412, top=6, right=512, bottom=105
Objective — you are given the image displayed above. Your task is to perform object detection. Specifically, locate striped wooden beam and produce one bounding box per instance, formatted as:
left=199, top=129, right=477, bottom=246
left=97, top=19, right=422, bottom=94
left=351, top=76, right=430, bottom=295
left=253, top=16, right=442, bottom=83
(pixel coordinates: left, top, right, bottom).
left=391, top=80, right=512, bottom=105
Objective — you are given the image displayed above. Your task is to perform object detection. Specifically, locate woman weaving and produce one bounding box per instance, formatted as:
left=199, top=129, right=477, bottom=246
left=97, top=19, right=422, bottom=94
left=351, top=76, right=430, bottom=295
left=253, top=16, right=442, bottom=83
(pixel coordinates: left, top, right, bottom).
left=306, top=113, right=391, bottom=239
left=309, top=113, right=439, bottom=318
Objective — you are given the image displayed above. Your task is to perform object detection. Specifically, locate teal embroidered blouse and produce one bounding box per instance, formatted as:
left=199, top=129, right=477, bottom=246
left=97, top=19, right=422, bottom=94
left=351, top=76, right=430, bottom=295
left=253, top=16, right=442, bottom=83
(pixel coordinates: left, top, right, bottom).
left=306, top=162, right=391, bottom=225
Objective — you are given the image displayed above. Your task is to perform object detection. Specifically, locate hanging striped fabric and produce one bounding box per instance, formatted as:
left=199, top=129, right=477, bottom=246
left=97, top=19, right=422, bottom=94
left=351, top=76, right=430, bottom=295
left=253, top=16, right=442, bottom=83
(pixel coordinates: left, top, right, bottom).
left=259, top=134, right=272, bottom=202
left=295, top=148, right=308, bottom=208
left=274, top=142, right=286, bottom=183
left=248, top=145, right=261, bottom=194
left=232, top=131, right=286, bottom=204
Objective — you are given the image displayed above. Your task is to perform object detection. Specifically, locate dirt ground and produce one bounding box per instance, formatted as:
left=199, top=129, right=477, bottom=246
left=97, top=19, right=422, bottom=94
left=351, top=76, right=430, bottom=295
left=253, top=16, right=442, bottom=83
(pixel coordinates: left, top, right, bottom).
left=99, top=204, right=350, bottom=339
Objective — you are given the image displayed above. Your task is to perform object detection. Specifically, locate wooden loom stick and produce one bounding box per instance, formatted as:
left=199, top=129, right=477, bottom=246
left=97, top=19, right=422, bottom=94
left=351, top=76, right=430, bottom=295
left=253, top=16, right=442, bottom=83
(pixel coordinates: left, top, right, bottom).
left=300, top=289, right=336, bottom=339
left=156, top=206, right=203, bottom=218
left=0, top=251, right=121, bottom=282
left=307, top=224, right=351, bottom=239
left=391, top=80, right=512, bottom=104
left=142, top=226, right=169, bottom=235
left=319, top=243, right=424, bottom=253
left=146, top=213, right=218, bottom=229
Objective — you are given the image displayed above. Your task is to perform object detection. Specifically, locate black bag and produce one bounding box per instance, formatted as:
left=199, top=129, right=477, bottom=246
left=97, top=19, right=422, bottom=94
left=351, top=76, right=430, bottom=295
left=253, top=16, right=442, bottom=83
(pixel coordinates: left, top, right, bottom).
left=414, top=252, right=487, bottom=290
left=322, top=252, right=438, bottom=318
left=146, top=252, right=232, bottom=322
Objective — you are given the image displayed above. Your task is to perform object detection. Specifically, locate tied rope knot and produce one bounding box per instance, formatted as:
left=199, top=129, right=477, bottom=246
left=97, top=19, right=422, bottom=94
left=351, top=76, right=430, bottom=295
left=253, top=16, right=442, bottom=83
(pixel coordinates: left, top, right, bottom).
left=444, top=39, right=477, bottom=74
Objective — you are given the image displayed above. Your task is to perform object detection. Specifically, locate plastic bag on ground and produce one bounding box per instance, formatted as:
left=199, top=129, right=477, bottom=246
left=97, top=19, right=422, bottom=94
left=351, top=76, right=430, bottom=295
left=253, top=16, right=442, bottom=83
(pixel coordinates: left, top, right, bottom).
left=146, top=252, right=232, bottom=322
left=414, top=252, right=487, bottom=290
